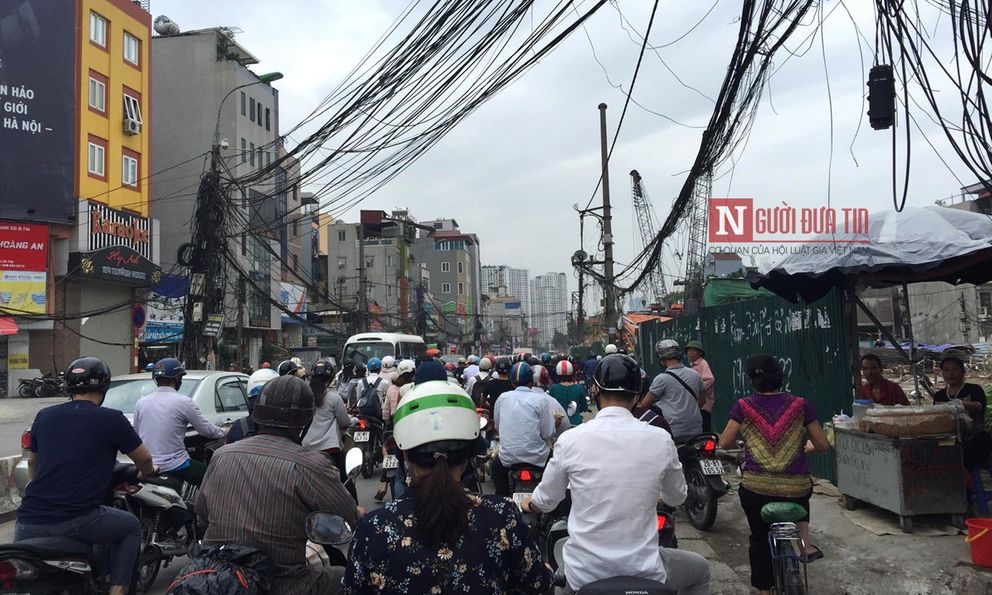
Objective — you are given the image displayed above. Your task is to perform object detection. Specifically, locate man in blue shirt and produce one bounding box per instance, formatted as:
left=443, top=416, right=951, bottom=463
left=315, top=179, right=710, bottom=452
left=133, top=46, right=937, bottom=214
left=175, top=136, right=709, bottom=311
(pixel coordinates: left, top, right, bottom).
left=492, top=362, right=555, bottom=496
left=17, top=357, right=156, bottom=595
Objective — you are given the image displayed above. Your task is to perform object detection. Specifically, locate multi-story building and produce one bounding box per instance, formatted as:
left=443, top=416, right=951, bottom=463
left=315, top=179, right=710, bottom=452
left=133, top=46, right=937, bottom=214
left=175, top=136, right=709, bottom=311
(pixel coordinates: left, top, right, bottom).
left=0, top=0, right=157, bottom=394
left=483, top=265, right=530, bottom=317
left=482, top=265, right=530, bottom=349
left=152, top=26, right=286, bottom=368
left=414, top=219, right=482, bottom=353
left=530, top=272, right=569, bottom=349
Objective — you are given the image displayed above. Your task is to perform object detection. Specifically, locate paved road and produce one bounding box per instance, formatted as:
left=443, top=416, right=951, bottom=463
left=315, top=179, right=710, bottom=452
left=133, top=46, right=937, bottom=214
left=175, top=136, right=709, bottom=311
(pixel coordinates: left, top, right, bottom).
left=0, top=397, right=64, bottom=457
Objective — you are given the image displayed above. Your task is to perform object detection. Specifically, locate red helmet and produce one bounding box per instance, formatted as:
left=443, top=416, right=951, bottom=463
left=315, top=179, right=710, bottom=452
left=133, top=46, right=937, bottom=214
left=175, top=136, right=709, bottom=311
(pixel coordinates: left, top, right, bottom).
left=556, top=360, right=575, bottom=377
left=533, top=365, right=550, bottom=388
left=444, top=362, right=456, bottom=371
left=426, top=348, right=441, bottom=358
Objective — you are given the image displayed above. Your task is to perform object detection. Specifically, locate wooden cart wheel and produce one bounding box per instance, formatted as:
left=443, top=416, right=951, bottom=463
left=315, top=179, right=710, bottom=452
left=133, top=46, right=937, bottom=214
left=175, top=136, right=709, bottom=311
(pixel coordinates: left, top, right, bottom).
left=842, top=495, right=859, bottom=510
left=900, top=515, right=914, bottom=533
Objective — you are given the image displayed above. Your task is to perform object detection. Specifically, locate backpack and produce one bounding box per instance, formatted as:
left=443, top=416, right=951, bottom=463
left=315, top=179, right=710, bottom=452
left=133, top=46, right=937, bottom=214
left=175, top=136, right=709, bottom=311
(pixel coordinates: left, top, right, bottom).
left=357, top=377, right=383, bottom=419
left=166, top=543, right=270, bottom=595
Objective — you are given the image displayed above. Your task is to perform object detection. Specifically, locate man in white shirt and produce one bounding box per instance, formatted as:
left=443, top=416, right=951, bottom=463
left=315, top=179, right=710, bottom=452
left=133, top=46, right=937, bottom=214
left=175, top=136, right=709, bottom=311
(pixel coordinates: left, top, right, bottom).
left=492, top=362, right=555, bottom=496
left=523, top=354, right=710, bottom=595
left=133, top=358, right=226, bottom=485
left=462, top=355, right=481, bottom=384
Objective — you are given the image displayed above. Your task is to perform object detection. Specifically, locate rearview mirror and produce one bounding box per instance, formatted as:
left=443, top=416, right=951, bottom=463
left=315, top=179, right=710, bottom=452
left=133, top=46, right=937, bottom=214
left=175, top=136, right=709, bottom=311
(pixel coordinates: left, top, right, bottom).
left=305, top=512, right=354, bottom=545
left=345, top=447, right=364, bottom=478
left=566, top=401, right=577, bottom=417
left=479, top=417, right=488, bottom=431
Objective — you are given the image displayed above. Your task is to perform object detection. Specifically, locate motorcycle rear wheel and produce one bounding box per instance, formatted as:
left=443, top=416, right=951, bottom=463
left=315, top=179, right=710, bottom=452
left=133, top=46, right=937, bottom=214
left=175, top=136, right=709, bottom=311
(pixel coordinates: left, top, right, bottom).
left=682, top=465, right=718, bottom=531
left=360, top=443, right=375, bottom=479
left=137, top=517, right=162, bottom=592
left=18, top=382, right=33, bottom=397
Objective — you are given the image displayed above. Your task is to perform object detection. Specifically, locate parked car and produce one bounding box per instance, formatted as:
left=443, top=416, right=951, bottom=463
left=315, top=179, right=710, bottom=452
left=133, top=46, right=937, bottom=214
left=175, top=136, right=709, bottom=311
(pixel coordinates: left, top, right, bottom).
left=13, top=370, right=249, bottom=495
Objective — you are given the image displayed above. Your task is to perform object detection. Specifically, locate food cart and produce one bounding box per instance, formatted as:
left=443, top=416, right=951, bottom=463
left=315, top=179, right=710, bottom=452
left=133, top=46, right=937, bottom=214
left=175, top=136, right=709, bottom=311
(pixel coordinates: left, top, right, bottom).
left=834, top=404, right=968, bottom=532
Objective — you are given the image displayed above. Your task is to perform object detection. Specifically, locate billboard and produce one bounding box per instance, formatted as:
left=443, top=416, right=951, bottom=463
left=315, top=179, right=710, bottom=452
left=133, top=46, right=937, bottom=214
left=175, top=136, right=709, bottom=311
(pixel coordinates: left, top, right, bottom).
left=0, top=221, right=47, bottom=314
left=279, top=282, right=307, bottom=323
left=0, top=1, right=77, bottom=223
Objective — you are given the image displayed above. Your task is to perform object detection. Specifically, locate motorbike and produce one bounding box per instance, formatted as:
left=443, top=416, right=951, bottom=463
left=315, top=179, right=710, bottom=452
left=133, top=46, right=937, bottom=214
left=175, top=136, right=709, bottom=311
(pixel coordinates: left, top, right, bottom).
left=677, top=433, right=729, bottom=531
left=552, top=570, right=675, bottom=595
left=381, top=429, right=400, bottom=501
left=352, top=415, right=384, bottom=479
left=0, top=464, right=142, bottom=594
left=17, top=374, right=66, bottom=398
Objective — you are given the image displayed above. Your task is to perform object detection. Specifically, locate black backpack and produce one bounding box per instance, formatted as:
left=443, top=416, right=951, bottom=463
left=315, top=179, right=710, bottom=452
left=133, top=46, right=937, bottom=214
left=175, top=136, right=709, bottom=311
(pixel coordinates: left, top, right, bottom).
left=166, top=543, right=270, bottom=595
left=357, top=377, right=383, bottom=419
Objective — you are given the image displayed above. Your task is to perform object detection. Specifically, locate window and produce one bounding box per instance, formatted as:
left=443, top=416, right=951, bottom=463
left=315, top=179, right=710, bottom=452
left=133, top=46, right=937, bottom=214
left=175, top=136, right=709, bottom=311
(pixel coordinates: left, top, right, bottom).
left=250, top=142, right=255, bottom=166
left=87, top=71, right=107, bottom=114
left=257, top=148, right=263, bottom=168
left=265, top=108, right=271, bottom=131
left=441, top=262, right=450, bottom=273
left=87, top=136, right=107, bottom=179
left=257, top=106, right=263, bottom=127
left=122, top=152, right=139, bottom=188
left=337, top=256, right=347, bottom=270
left=123, top=90, right=142, bottom=124
left=292, top=254, right=299, bottom=272
left=90, top=12, right=107, bottom=48
left=424, top=279, right=430, bottom=292
left=250, top=97, right=256, bottom=122
left=123, top=32, right=140, bottom=66
left=442, top=282, right=451, bottom=294
left=292, top=219, right=298, bottom=236
left=458, top=282, right=465, bottom=295
left=240, top=138, right=247, bottom=163
left=338, top=230, right=346, bottom=242
left=266, top=152, right=271, bottom=167
left=240, top=92, right=246, bottom=116
left=386, top=255, right=393, bottom=267
left=215, top=379, right=249, bottom=412
left=387, top=285, right=393, bottom=297
left=457, top=261, right=464, bottom=275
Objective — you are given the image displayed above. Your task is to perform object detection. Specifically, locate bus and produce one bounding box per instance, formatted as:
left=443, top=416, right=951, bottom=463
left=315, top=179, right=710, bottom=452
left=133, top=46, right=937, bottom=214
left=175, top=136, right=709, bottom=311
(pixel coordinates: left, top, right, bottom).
left=341, top=333, right=425, bottom=364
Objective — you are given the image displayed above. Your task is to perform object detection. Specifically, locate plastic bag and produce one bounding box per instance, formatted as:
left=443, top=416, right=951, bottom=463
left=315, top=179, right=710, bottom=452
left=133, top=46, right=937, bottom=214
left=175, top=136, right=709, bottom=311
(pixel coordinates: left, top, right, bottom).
left=166, top=543, right=271, bottom=595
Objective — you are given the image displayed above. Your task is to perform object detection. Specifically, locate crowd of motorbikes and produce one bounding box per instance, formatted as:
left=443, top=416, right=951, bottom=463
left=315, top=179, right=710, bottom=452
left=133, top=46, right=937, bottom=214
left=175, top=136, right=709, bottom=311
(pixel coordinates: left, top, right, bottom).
left=16, top=374, right=68, bottom=398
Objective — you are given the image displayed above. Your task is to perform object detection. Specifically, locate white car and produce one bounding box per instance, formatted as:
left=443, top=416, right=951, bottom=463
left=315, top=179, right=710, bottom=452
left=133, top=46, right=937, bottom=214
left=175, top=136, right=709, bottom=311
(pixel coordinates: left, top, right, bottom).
left=13, top=370, right=250, bottom=494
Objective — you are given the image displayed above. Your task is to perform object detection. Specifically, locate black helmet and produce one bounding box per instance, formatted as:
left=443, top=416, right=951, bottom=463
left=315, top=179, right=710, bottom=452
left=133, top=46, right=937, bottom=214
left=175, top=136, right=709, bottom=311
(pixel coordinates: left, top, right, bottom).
left=593, top=354, right=642, bottom=394
left=152, top=358, right=186, bottom=380
left=64, top=357, right=111, bottom=394
left=252, top=375, right=315, bottom=429
left=494, top=357, right=512, bottom=375
left=310, top=358, right=334, bottom=378
left=277, top=359, right=303, bottom=377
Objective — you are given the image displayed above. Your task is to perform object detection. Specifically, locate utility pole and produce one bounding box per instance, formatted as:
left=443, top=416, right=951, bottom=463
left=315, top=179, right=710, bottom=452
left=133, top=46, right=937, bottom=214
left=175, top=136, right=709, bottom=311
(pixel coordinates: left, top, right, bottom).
left=598, top=103, right=617, bottom=344
left=576, top=267, right=585, bottom=343
left=356, top=223, right=368, bottom=333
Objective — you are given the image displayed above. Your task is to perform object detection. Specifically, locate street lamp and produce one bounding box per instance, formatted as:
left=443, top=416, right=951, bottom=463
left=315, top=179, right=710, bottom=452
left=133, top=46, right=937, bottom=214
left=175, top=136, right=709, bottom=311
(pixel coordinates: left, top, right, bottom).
left=212, top=71, right=284, bottom=149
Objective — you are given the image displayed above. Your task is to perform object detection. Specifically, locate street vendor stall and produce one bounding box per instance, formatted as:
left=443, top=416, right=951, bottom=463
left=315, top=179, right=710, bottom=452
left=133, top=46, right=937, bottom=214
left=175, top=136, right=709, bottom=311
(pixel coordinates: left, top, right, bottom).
left=835, top=404, right=968, bottom=532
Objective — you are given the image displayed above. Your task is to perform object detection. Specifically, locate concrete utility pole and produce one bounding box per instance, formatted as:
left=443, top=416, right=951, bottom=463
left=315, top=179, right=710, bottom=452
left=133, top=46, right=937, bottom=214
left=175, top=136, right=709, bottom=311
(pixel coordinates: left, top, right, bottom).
left=598, top=103, right=617, bottom=343
left=357, top=223, right=368, bottom=333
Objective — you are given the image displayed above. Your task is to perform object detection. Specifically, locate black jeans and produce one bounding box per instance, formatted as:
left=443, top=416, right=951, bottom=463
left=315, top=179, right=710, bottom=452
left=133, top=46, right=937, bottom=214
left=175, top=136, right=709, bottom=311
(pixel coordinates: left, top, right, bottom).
left=738, top=485, right=811, bottom=591
left=700, top=410, right=712, bottom=434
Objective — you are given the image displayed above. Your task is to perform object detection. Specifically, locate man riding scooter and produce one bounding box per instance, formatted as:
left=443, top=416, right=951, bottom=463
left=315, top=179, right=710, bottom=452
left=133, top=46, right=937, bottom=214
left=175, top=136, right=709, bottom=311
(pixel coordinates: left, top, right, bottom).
left=491, top=362, right=556, bottom=497
left=522, top=354, right=710, bottom=594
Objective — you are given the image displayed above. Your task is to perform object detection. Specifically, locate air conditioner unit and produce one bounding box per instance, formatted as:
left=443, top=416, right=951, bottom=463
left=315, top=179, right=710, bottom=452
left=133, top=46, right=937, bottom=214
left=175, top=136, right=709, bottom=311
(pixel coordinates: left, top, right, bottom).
left=123, top=118, right=141, bottom=135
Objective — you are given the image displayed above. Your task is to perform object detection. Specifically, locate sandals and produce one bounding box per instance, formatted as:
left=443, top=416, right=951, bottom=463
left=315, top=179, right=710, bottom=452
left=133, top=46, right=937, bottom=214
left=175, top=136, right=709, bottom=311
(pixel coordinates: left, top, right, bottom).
left=801, top=545, right=824, bottom=563
left=374, top=486, right=388, bottom=502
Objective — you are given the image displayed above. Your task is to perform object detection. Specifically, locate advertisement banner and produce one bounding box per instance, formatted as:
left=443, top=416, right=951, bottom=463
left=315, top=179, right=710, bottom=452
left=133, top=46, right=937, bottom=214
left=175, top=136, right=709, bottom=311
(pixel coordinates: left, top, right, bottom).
left=0, top=270, right=46, bottom=314
left=0, top=222, right=48, bottom=270
left=7, top=334, right=28, bottom=369
left=0, top=1, right=77, bottom=223
left=69, top=246, right=162, bottom=286
left=279, top=282, right=307, bottom=323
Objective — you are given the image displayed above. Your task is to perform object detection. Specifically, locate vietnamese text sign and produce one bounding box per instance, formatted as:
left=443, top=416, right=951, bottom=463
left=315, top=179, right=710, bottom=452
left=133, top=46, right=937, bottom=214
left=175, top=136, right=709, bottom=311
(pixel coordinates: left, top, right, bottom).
left=0, top=222, right=48, bottom=270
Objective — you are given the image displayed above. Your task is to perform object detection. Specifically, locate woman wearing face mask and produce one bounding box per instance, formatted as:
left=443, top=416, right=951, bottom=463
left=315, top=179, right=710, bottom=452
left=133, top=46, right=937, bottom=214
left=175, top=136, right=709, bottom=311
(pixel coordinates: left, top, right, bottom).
left=344, top=381, right=552, bottom=594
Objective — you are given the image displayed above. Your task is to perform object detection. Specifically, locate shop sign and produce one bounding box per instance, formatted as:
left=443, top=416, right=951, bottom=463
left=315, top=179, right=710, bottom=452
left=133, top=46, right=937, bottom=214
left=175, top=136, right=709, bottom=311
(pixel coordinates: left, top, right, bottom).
left=144, top=321, right=183, bottom=344
left=7, top=334, right=28, bottom=370
left=88, top=202, right=151, bottom=258
left=0, top=222, right=47, bottom=314
left=204, top=314, right=224, bottom=338
left=70, top=246, right=161, bottom=286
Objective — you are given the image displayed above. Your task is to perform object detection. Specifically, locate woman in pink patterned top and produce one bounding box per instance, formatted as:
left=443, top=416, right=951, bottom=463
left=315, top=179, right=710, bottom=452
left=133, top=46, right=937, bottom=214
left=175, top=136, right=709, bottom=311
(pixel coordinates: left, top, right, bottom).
left=719, top=354, right=830, bottom=595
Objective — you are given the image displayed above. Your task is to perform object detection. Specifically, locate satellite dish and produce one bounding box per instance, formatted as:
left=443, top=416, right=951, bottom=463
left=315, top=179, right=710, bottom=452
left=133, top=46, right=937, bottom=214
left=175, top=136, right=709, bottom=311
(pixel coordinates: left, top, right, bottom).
left=154, top=16, right=180, bottom=35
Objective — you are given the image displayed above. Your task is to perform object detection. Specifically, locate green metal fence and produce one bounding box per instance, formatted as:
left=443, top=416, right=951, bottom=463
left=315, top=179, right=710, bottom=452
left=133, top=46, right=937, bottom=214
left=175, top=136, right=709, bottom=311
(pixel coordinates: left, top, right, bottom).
left=636, top=287, right=852, bottom=482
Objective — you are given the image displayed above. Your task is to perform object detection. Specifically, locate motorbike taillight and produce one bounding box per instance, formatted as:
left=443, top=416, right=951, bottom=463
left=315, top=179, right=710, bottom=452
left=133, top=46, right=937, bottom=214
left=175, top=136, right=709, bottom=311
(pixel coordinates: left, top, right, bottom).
left=358, top=418, right=368, bottom=430
left=701, top=439, right=717, bottom=455
left=20, top=430, right=30, bottom=450
left=656, top=514, right=668, bottom=531
left=518, top=469, right=533, bottom=482
left=0, top=559, right=38, bottom=586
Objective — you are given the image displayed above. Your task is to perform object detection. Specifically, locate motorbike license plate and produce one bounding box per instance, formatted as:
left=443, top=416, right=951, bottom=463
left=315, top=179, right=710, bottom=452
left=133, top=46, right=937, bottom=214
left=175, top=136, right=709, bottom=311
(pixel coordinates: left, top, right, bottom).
left=512, top=492, right=530, bottom=511
left=700, top=459, right=724, bottom=475
left=353, top=431, right=370, bottom=442
left=383, top=455, right=399, bottom=469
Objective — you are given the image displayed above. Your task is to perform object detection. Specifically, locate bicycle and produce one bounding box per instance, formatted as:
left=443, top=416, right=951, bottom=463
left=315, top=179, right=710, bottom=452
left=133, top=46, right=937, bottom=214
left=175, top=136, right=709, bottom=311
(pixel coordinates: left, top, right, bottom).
left=761, top=502, right=809, bottom=595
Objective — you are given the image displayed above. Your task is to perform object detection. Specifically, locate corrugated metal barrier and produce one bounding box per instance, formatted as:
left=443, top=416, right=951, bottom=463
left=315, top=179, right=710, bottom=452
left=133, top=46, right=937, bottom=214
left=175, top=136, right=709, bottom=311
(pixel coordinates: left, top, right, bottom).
left=637, top=288, right=852, bottom=482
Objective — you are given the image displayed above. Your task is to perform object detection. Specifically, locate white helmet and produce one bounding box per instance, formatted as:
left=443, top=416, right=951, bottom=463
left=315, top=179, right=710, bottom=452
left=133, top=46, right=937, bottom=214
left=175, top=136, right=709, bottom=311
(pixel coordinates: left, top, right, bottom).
left=479, top=356, right=494, bottom=371
left=397, top=359, right=416, bottom=375
left=605, top=343, right=618, bottom=354
left=247, top=369, right=279, bottom=398
left=381, top=355, right=396, bottom=369
left=467, top=355, right=479, bottom=364
left=393, top=381, right=479, bottom=451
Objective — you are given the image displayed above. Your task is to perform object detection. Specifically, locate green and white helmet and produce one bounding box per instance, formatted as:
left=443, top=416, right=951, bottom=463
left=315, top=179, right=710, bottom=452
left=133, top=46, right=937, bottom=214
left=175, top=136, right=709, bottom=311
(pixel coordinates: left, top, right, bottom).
left=393, top=380, right=479, bottom=452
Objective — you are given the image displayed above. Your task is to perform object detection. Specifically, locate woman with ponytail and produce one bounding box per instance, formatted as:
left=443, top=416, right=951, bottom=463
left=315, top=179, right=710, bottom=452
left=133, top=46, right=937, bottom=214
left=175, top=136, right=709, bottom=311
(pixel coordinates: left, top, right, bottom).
left=302, top=358, right=358, bottom=502
left=343, top=381, right=551, bottom=594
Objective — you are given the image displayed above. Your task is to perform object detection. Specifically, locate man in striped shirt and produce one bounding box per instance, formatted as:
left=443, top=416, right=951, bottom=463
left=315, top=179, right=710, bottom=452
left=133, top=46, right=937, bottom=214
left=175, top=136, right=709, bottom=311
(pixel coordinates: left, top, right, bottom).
left=197, top=376, right=359, bottom=595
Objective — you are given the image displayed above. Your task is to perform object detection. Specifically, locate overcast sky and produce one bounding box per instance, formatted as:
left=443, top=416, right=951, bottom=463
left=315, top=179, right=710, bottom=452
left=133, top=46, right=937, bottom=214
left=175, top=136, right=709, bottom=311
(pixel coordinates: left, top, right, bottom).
left=155, top=1, right=971, bottom=298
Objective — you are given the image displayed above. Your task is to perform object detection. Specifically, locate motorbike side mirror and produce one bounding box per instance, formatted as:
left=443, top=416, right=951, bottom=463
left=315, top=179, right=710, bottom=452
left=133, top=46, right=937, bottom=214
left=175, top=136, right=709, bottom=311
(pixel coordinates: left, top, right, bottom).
left=345, top=447, right=364, bottom=478
left=479, top=417, right=488, bottom=431
left=566, top=401, right=577, bottom=417
left=306, top=512, right=354, bottom=545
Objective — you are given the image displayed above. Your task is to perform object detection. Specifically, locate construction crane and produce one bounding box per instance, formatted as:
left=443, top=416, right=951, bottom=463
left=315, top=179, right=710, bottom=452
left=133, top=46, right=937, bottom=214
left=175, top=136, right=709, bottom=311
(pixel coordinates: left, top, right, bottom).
left=683, top=169, right=712, bottom=314
left=629, top=170, right=668, bottom=311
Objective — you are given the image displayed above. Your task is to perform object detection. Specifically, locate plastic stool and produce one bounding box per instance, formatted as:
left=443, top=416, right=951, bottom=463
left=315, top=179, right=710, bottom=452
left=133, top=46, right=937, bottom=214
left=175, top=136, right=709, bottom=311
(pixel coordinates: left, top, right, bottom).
left=970, top=466, right=992, bottom=515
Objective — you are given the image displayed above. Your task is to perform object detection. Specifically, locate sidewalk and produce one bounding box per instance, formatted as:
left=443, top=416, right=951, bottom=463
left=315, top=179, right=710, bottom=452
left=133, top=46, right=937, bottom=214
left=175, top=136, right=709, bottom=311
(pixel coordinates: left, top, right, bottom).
left=683, top=474, right=992, bottom=595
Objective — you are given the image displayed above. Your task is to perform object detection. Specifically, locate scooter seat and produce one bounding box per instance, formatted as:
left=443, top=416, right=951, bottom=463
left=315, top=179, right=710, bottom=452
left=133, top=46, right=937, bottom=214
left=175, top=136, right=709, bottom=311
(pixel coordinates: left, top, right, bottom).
left=7, top=537, right=91, bottom=557
left=143, top=475, right=185, bottom=491
left=577, top=576, right=675, bottom=595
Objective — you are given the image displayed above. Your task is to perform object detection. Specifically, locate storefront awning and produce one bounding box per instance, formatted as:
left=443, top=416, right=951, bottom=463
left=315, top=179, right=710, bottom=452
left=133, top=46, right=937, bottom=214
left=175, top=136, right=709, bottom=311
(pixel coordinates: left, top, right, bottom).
left=0, top=317, right=19, bottom=336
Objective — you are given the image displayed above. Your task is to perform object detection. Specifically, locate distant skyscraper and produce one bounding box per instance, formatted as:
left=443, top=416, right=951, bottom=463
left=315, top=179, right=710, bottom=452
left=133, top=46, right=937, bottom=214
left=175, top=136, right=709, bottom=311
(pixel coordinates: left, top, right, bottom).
left=530, top=272, right=568, bottom=348
left=482, top=265, right=530, bottom=317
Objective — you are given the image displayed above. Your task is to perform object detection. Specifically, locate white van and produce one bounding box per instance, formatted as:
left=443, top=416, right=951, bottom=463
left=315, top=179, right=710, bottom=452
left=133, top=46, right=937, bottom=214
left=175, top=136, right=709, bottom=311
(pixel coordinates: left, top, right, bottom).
left=341, top=332, right=425, bottom=364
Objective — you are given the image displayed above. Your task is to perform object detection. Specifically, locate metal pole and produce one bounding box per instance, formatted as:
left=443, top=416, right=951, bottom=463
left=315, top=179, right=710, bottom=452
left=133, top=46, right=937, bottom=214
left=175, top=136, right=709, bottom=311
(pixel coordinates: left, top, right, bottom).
left=903, top=284, right=921, bottom=404
left=598, top=103, right=617, bottom=344
left=357, top=223, right=368, bottom=332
